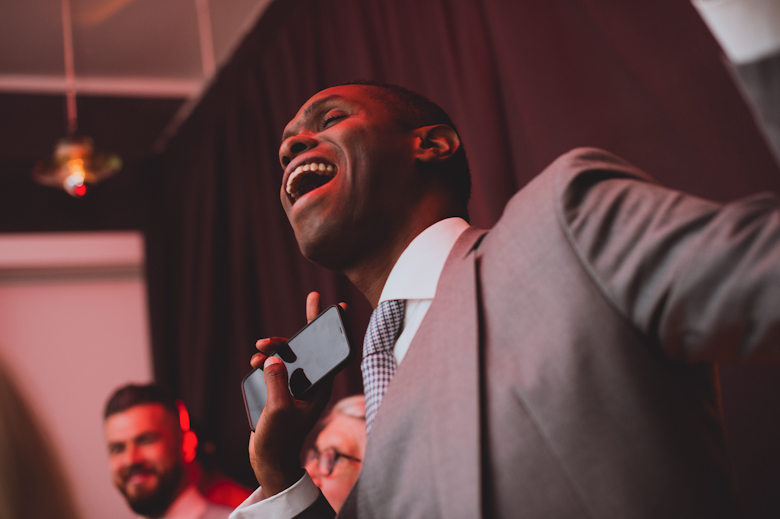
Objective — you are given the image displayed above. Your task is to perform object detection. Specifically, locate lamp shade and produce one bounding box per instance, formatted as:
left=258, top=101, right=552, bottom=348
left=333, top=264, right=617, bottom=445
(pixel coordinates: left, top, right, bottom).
left=32, top=136, right=122, bottom=197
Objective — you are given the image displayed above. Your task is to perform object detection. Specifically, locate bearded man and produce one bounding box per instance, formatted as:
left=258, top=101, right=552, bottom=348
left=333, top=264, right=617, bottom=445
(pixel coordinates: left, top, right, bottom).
left=104, top=384, right=233, bottom=519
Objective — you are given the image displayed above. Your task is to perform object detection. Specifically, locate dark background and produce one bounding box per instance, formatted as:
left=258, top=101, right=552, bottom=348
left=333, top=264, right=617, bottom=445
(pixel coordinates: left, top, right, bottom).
left=1, top=0, right=778, bottom=516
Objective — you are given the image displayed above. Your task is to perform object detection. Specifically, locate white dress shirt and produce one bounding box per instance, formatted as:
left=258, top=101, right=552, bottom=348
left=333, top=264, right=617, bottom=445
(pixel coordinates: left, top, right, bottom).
left=377, top=217, right=470, bottom=364
left=147, top=484, right=230, bottom=519
left=229, top=217, right=470, bottom=519
left=693, top=0, right=780, bottom=64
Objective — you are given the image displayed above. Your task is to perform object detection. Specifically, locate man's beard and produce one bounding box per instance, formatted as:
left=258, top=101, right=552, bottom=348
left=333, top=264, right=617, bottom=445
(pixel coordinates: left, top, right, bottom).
left=118, top=462, right=184, bottom=517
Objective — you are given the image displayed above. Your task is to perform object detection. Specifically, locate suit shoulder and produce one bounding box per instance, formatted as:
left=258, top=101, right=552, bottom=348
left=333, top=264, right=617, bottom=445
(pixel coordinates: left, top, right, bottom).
left=537, top=148, right=669, bottom=233
left=492, top=148, right=658, bottom=231
left=549, top=147, right=657, bottom=189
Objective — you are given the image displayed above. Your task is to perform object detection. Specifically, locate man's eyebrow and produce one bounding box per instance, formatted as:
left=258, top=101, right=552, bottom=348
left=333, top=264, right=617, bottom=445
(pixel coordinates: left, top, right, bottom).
left=282, top=94, right=345, bottom=141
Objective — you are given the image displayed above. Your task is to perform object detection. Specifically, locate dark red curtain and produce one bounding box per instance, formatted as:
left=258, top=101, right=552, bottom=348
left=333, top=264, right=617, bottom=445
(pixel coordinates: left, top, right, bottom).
left=145, top=0, right=780, bottom=514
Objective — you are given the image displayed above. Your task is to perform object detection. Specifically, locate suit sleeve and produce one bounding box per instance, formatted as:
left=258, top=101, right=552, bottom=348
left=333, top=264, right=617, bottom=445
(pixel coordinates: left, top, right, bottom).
left=558, top=149, right=780, bottom=363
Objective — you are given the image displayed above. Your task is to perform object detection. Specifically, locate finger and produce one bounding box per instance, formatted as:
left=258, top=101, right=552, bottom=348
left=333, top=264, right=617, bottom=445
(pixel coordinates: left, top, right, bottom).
left=250, top=352, right=267, bottom=369
left=262, top=356, right=294, bottom=409
left=256, top=337, right=289, bottom=354
left=306, top=292, right=321, bottom=323
left=248, top=430, right=256, bottom=457
left=338, top=302, right=348, bottom=311
left=252, top=337, right=288, bottom=368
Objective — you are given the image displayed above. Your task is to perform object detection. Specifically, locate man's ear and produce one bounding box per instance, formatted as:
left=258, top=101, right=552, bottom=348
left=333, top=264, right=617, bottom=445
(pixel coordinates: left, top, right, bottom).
left=182, top=430, right=198, bottom=463
left=412, top=124, right=460, bottom=164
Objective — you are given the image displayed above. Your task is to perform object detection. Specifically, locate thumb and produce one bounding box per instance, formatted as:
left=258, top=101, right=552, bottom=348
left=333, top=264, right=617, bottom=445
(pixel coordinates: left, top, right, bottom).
left=263, top=356, right=292, bottom=409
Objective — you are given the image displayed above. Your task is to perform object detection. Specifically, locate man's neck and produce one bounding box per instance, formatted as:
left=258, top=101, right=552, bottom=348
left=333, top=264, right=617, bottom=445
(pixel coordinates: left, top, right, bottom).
left=344, top=218, right=436, bottom=308
left=344, top=246, right=405, bottom=308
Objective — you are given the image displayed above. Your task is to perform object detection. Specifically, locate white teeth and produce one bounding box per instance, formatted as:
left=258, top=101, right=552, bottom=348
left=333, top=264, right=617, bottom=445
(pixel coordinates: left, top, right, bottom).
left=285, top=162, right=338, bottom=199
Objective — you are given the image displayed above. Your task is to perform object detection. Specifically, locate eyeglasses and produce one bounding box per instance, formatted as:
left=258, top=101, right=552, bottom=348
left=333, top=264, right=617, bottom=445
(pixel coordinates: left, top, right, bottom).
left=305, top=447, right=362, bottom=477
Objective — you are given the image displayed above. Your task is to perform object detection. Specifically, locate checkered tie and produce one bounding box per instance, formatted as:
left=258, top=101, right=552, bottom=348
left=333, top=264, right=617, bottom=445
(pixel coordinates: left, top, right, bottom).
left=362, top=299, right=405, bottom=435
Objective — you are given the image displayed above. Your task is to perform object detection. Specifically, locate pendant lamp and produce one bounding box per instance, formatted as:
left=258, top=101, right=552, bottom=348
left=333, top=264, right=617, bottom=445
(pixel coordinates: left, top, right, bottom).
left=31, top=0, right=121, bottom=197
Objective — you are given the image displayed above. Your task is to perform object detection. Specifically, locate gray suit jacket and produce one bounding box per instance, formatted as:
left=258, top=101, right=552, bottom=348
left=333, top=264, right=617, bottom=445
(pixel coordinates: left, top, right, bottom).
left=303, top=148, right=780, bottom=519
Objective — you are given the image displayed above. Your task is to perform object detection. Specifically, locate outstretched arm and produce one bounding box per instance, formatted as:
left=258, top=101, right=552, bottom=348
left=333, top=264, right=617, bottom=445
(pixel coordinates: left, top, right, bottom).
left=559, top=149, right=780, bottom=363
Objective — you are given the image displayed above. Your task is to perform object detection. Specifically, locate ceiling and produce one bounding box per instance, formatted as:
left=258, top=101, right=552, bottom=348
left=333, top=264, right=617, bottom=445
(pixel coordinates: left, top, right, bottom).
left=0, top=0, right=274, bottom=231
left=0, top=0, right=273, bottom=96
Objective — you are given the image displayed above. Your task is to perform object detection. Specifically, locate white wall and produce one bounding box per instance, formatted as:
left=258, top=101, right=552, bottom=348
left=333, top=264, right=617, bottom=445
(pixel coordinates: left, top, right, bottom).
left=0, top=232, right=153, bottom=519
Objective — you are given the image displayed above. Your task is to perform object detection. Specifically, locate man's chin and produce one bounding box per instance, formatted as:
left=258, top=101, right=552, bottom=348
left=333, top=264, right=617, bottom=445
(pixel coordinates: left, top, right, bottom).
left=122, top=485, right=176, bottom=517
left=124, top=489, right=177, bottom=517
left=119, top=475, right=181, bottom=517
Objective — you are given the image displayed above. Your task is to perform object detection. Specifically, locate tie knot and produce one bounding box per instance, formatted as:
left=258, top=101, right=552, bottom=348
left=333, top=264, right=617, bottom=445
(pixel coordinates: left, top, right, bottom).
left=363, top=300, right=406, bottom=357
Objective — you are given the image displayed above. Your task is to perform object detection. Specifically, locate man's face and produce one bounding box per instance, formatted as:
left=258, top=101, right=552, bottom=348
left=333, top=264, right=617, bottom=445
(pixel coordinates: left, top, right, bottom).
left=279, top=85, right=424, bottom=270
left=104, top=404, right=185, bottom=517
left=305, top=414, right=366, bottom=513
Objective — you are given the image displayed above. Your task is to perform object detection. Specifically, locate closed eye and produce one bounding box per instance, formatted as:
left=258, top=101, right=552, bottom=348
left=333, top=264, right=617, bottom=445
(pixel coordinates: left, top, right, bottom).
left=321, top=113, right=347, bottom=130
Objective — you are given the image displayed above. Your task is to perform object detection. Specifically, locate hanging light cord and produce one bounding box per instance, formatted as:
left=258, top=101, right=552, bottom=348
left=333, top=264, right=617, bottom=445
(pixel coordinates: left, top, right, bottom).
left=195, top=0, right=216, bottom=77
left=61, top=0, right=78, bottom=135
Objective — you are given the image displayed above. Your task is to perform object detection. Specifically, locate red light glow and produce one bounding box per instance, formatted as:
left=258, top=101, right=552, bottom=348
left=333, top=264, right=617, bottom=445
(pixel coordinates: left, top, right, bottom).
left=176, top=399, right=191, bottom=431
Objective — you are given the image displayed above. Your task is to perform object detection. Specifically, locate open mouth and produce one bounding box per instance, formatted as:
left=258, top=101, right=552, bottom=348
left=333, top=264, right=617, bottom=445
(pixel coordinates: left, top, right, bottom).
left=286, top=162, right=337, bottom=202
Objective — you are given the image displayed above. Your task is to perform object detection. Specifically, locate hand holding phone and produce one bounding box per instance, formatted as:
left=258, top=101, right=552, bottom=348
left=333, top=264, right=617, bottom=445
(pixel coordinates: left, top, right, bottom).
left=248, top=354, right=330, bottom=496
left=243, top=293, right=348, bottom=496
left=242, top=304, right=355, bottom=431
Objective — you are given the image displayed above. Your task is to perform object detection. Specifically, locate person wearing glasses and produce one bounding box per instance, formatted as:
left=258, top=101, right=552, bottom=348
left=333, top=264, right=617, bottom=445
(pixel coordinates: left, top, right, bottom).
left=304, top=396, right=365, bottom=513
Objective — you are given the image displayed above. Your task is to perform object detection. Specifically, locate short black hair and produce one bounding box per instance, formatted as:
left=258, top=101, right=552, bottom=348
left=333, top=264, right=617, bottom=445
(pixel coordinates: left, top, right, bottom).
left=104, top=383, right=179, bottom=420
left=338, top=80, right=471, bottom=219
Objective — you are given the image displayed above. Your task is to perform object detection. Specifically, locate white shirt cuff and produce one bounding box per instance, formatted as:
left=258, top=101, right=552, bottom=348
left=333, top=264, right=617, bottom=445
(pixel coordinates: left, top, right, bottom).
left=229, top=472, right=320, bottom=519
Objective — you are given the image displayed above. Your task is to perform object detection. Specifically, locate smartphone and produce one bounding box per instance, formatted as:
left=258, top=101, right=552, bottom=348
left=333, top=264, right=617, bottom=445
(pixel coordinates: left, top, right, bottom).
left=241, top=304, right=354, bottom=431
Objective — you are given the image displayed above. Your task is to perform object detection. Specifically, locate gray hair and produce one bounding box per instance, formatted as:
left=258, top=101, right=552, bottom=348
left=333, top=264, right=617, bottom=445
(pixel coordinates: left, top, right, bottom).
left=326, top=394, right=365, bottom=424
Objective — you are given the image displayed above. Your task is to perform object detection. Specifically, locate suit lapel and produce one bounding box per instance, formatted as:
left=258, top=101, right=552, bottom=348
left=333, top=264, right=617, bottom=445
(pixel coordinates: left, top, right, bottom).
left=344, top=227, right=487, bottom=519
left=411, top=226, right=486, bottom=519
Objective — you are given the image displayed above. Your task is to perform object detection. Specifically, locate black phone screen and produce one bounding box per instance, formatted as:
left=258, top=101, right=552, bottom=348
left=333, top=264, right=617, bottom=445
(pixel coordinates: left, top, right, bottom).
left=242, top=305, right=353, bottom=431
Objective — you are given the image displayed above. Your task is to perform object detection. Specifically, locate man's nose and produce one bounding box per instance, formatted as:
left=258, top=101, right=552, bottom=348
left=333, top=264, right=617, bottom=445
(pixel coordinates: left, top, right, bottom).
left=279, top=134, right=317, bottom=168
left=125, top=444, right=144, bottom=464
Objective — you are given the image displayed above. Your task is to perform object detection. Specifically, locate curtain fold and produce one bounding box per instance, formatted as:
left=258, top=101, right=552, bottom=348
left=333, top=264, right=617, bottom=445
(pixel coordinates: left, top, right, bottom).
left=145, top=0, right=780, bottom=506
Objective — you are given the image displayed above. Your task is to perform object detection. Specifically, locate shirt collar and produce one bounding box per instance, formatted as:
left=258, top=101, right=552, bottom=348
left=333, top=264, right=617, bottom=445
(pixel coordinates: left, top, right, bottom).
left=378, top=217, right=469, bottom=304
